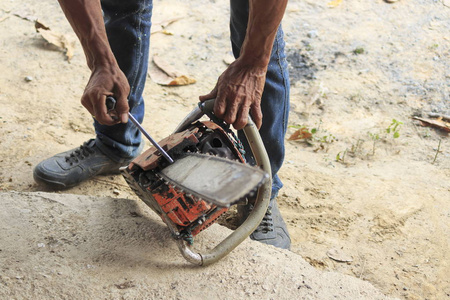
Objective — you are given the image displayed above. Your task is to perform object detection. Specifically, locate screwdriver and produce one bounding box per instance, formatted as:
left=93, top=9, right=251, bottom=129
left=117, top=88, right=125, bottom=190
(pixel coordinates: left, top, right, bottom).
left=105, top=96, right=174, bottom=164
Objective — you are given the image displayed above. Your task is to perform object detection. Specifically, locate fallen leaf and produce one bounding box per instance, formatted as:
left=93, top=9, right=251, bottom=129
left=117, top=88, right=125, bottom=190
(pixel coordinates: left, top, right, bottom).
left=327, top=0, right=343, bottom=8
left=326, top=248, right=353, bottom=263
left=151, top=17, right=182, bottom=35
left=61, top=35, right=75, bottom=61
left=149, top=55, right=196, bottom=86
left=428, top=113, right=450, bottom=122
left=160, top=30, right=174, bottom=36
left=288, top=127, right=312, bottom=141
left=13, top=10, right=37, bottom=22
left=153, top=55, right=178, bottom=77
left=167, top=75, right=196, bottom=86
left=37, top=28, right=64, bottom=48
left=35, top=20, right=75, bottom=61
left=223, top=53, right=235, bottom=65
left=0, top=15, right=10, bottom=23
left=413, top=116, right=450, bottom=133
left=34, top=20, right=50, bottom=31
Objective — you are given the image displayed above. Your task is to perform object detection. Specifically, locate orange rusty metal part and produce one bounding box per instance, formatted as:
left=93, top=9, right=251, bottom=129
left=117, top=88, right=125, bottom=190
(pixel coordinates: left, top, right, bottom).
left=190, top=207, right=228, bottom=236
left=152, top=186, right=213, bottom=227
left=127, top=121, right=246, bottom=236
left=130, top=126, right=200, bottom=171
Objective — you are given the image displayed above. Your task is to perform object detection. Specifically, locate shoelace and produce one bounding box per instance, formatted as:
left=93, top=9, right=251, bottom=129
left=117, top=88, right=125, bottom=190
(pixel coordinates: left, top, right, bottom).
left=254, top=206, right=274, bottom=233
left=65, top=141, right=96, bottom=165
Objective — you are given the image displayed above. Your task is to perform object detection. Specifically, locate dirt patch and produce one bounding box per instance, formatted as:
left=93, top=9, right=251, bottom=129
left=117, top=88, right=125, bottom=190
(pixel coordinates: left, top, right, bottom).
left=0, top=191, right=393, bottom=299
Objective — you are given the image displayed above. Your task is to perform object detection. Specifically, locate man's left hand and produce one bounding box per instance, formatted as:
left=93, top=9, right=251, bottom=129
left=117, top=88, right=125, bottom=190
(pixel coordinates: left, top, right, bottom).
left=199, top=58, right=266, bottom=130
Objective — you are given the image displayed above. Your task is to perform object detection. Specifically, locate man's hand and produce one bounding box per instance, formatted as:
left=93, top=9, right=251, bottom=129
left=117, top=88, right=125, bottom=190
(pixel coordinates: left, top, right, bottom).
left=200, top=0, right=287, bottom=130
left=199, top=58, right=265, bottom=130
left=82, top=64, right=130, bottom=125
left=57, top=0, right=129, bottom=126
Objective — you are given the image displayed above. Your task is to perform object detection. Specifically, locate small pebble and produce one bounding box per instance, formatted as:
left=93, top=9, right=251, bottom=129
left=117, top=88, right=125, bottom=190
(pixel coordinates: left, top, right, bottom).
left=307, top=30, right=318, bottom=38
left=24, top=76, right=33, bottom=82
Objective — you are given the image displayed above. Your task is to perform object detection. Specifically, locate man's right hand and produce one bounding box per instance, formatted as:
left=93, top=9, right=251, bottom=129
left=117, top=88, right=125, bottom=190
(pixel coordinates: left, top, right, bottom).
left=57, top=0, right=129, bottom=126
left=81, top=64, right=130, bottom=126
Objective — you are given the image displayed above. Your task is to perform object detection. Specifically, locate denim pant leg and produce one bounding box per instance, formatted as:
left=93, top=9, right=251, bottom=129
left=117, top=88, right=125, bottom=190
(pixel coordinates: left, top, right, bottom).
left=94, top=0, right=153, bottom=163
left=230, top=0, right=291, bottom=199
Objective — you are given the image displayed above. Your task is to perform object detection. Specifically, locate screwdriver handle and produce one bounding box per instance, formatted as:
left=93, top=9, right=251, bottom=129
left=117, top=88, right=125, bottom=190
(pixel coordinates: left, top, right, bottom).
left=105, top=96, right=116, bottom=111
left=105, top=96, right=119, bottom=120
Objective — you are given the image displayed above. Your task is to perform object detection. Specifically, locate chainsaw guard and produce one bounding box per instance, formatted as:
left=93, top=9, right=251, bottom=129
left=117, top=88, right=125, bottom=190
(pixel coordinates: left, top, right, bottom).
left=175, top=100, right=272, bottom=266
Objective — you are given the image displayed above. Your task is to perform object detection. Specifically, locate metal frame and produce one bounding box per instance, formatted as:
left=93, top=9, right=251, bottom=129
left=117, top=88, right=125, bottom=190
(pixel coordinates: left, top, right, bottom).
left=171, top=100, right=272, bottom=265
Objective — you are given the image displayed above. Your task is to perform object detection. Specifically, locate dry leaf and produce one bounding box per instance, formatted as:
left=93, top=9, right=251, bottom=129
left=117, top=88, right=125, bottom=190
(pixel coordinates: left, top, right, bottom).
left=61, top=35, right=75, bottom=61
left=13, top=10, right=37, bottom=22
left=327, top=248, right=353, bottom=263
left=153, top=56, right=178, bottom=77
left=37, top=28, right=64, bottom=48
left=413, top=116, right=450, bottom=133
left=160, top=30, right=174, bottom=36
left=34, top=20, right=50, bottom=31
left=151, top=17, right=182, bottom=35
left=428, top=113, right=450, bottom=122
left=288, top=127, right=312, bottom=141
left=149, top=56, right=196, bottom=86
left=35, top=20, right=75, bottom=61
left=327, top=0, right=343, bottom=8
left=0, top=15, right=10, bottom=23
left=223, top=53, right=235, bottom=65
left=167, top=75, right=196, bottom=86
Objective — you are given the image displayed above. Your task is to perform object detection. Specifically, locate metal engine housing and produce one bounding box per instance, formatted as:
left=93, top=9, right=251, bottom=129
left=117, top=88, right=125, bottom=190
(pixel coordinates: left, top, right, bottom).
left=121, top=121, right=245, bottom=239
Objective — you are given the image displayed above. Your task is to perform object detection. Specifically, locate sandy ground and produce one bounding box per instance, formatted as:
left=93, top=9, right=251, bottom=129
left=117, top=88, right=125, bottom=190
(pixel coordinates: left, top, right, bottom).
left=0, top=0, right=449, bottom=299
left=0, top=191, right=393, bottom=299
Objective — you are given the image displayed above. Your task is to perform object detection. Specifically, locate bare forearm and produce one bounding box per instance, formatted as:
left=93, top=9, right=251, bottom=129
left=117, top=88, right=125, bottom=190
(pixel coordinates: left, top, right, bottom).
left=240, top=0, right=288, bottom=68
left=57, top=0, right=116, bottom=69
left=57, top=0, right=130, bottom=125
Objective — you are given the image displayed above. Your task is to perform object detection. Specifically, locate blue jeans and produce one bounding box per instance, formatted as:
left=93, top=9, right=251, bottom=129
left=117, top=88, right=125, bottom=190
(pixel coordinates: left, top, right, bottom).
left=95, top=0, right=152, bottom=163
left=99, top=0, right=290, bottom=198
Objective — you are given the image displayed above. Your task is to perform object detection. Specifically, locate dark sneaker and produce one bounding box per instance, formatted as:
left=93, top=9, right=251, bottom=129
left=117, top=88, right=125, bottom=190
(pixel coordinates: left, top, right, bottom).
left=238, top=199, right=291, bottom=250
left=33, top=139, right=136, bottom=190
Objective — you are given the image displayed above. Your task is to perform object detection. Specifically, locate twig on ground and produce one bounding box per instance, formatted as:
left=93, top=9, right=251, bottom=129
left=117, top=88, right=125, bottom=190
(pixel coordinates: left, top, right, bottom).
left=432, top=139, right=442, bottom=164
left=428, top=113, right=450, bottom=122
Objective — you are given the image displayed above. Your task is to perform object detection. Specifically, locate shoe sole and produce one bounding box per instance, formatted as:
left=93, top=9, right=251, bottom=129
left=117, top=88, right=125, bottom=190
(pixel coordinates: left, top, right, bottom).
left=34, top=168, right=123, bottom=190
left=33, top=173, right=72, bottom=190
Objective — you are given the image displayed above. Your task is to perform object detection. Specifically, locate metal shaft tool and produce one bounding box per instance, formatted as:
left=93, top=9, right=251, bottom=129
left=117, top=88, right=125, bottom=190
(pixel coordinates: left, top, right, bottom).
left=106, top=96, right=174, bottom=164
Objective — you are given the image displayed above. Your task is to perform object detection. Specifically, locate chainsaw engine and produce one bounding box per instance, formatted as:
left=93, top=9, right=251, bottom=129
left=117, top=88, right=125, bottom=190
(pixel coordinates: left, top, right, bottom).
left=121, top=121, right=246, bottom=241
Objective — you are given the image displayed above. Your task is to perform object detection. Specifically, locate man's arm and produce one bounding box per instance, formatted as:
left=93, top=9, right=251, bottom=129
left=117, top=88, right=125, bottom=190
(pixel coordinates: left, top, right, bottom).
left=200, top=0, right=288, bottom=130
left=58, top=0, right=129, bottom=125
